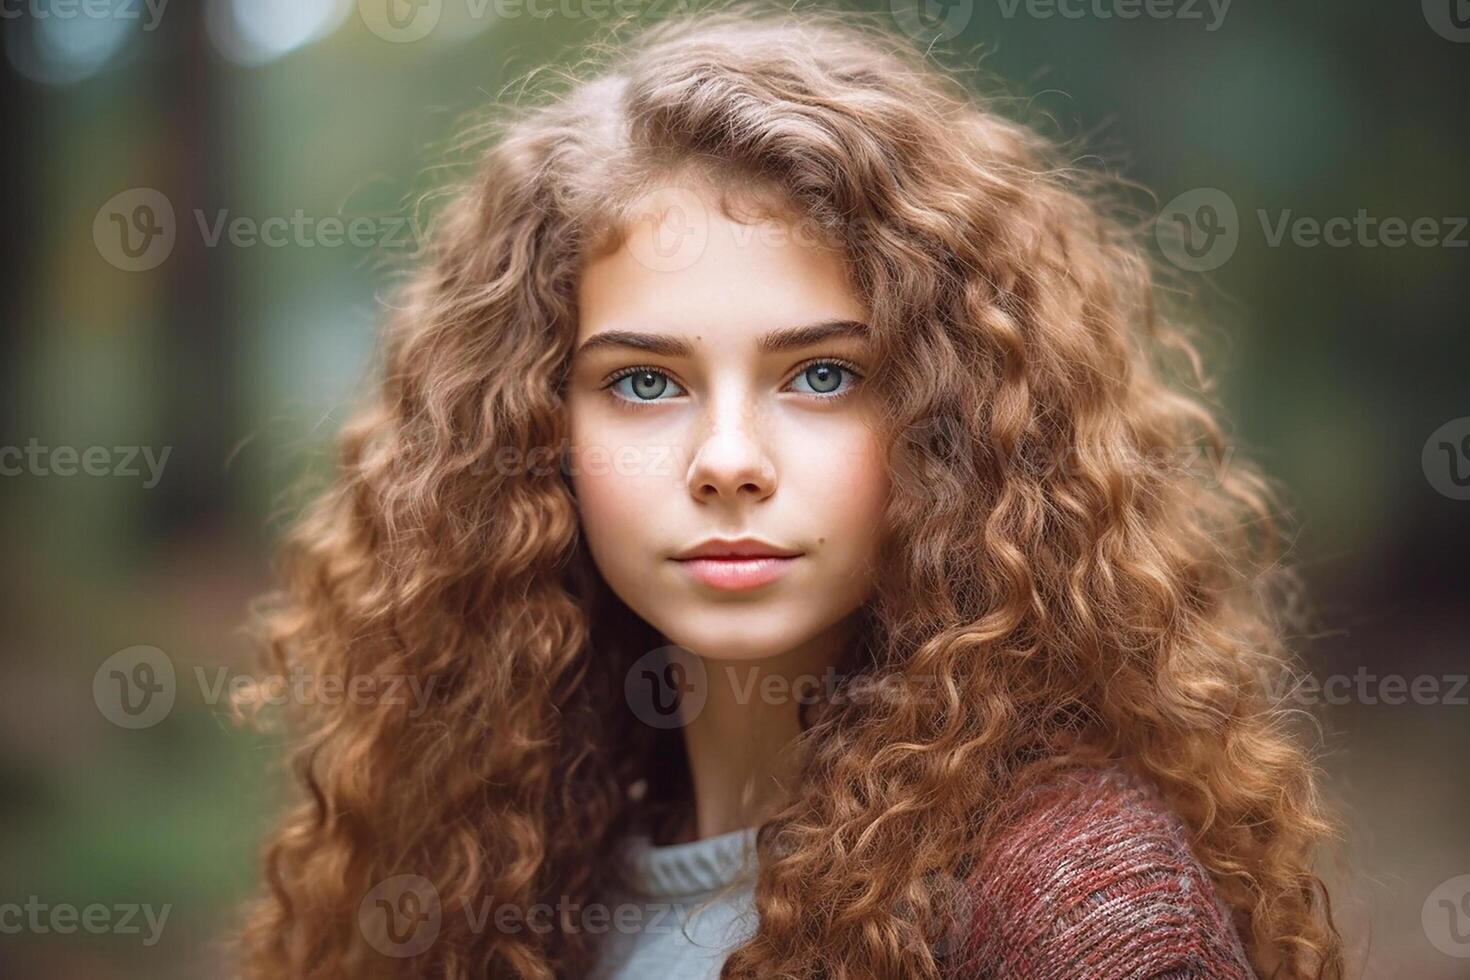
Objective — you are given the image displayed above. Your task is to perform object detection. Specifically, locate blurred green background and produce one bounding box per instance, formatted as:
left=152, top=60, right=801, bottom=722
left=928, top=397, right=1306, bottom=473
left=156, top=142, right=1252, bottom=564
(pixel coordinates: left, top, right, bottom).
left=0, top=1, right=1466, bottom=977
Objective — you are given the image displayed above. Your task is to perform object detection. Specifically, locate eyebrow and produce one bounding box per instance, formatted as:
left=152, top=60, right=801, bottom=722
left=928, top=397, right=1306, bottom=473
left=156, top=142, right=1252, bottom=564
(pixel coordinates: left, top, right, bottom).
left=570, top=332, right=690, bottom=358
left=764, top=318, right=871, bottom=352
left=574, top=318, right=871, bottom=359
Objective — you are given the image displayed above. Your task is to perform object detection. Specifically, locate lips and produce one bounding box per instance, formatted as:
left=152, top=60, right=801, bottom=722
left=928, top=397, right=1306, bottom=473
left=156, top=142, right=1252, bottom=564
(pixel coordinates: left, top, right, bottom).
left=670, top=537, right=804, bottom=591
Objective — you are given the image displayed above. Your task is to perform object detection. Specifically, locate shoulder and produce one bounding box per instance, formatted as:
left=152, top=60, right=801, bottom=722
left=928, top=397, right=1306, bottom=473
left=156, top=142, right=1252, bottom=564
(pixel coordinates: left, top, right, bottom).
left=954, top=763, right=1256, bottom=980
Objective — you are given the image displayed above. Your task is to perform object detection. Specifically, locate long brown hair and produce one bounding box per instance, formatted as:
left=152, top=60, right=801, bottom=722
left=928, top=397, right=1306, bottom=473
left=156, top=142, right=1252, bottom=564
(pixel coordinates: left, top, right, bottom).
left=235, top=5, right=1343, bottom=978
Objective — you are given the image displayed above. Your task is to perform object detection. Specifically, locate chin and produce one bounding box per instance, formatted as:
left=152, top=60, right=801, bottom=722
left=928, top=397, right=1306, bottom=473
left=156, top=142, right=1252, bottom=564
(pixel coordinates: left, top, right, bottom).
left=649, top=605, right=846, bottom=667
left=658, top=623, right=804, bottom=663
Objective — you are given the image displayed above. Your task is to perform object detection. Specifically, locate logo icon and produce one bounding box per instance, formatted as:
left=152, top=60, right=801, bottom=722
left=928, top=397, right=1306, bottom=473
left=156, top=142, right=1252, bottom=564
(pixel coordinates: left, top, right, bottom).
left=359, top=0, right=442, bottom=43
left=1424, top=0, right=1470, bottom=41
left=93, top=646, right=176, bottom=729
left=1423, top=874, right=1470, bottom=958
left=359, top=874, right=442, bottom=957
left=887, top=413, right=973, bottom=500
left=892, top=871, right=977, bottom=962
left=625, top=645, right=707, bottom=729
left=622, top=183, right=711, bottom=274
left=94, top=188, right=176, bottom=272
left=1422, top=417, right=1470, bottom=500
left=1156, top=188, right=1239, bottom=271
left=890, top=0, right=975, bottom=42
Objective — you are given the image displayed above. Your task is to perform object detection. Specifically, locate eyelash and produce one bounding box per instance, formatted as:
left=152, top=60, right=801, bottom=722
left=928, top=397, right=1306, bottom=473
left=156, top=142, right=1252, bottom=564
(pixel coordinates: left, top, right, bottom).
left=600, top=357, right=865, bottom=411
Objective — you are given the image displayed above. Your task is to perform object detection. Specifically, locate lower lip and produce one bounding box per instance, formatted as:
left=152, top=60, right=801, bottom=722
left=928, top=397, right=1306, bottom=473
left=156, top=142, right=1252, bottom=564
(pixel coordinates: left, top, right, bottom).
left=674, top=556, right=800, bottom=591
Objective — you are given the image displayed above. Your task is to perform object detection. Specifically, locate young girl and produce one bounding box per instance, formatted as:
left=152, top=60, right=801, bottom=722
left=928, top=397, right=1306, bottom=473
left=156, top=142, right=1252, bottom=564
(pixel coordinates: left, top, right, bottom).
left=235, top=7, right=1344, bottom=978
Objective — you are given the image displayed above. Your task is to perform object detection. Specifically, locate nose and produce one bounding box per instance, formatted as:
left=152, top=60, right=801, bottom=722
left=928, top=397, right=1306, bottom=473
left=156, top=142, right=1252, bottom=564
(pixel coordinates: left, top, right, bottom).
left=685, top=391, right=777, bottom=504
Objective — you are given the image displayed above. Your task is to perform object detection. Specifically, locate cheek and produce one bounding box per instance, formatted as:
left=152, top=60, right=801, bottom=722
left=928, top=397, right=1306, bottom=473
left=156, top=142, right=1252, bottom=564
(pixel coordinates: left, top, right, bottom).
left=793, top=421, right=890, bottom=552
left=566, top=418, right=673, bottom=563
left=571, top=464, right=648, bottom=553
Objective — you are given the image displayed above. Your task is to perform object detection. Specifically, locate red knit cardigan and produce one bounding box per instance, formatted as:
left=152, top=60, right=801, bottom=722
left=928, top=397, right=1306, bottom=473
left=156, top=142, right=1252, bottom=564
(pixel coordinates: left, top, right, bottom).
left=954, top=764, right=1256, bottom=979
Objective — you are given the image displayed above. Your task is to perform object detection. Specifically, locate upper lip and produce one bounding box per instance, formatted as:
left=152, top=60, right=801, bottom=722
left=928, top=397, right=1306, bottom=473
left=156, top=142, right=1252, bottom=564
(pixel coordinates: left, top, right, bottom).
left=672, top=537, right=804, bottom=560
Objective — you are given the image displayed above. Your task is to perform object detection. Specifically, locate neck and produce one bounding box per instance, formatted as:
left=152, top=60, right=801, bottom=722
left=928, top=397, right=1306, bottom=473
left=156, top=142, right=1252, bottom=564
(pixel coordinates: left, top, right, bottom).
left=664, top=612, right=858, bottom=843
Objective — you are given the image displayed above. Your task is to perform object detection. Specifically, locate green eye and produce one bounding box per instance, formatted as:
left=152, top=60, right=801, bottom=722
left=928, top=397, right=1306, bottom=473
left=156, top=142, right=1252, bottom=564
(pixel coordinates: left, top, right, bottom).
left=790, top=360, right=858, bottom=397
left=607, top=368, right=685, bottom=402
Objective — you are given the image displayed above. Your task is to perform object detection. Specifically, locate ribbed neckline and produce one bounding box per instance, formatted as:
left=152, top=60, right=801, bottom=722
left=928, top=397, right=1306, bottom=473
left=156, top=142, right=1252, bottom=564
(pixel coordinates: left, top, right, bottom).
left=617, top=825, right=760, bottom=898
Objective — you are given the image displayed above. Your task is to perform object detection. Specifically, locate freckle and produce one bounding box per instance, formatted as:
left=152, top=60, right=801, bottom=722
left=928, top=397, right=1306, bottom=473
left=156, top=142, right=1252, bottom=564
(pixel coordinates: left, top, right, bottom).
left=818, top=536, right=826, bottom=544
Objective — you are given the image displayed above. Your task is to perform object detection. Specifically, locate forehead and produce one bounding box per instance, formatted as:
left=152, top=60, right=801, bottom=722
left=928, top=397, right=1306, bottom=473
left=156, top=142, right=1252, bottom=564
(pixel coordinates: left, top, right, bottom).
left=575, top=183, right=868, bottom=348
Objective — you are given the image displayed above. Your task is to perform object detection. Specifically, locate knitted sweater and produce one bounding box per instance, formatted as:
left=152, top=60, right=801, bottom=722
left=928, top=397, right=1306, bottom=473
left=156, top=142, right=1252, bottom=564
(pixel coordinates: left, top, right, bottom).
left=954, top=764, right=1256, bottom=979
left=591, top=763, right=1255, bottom=979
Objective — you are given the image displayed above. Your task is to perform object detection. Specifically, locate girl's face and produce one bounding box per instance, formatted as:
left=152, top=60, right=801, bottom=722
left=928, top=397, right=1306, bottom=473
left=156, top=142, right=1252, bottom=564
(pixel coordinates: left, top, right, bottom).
left=566, top=183, right=890, bottom=663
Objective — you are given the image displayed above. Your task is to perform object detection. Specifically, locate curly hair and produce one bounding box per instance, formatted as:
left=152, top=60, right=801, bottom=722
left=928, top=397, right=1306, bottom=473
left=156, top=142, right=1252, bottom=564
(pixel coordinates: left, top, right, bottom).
left=233, top=5, right=1344, bottom=978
